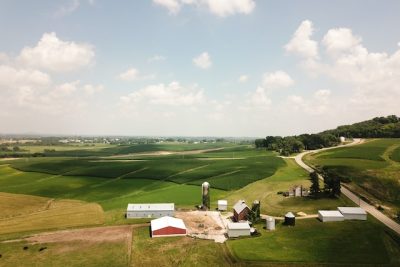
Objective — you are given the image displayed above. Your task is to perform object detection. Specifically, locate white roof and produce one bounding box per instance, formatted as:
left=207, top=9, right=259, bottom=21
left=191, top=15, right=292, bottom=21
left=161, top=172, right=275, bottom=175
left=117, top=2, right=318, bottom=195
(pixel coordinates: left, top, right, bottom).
left=338, top=207, right=366, bottom=215
left=127, top=203, right=174, bottom=211
left=285, top=212, right=295, bottom=218
left=227, top=222, right=250, bottom=230
left=318, top=210, right=344, bottom=217
left=218, top=200, right=227, bottom=205
left=233, top=200, right=249, bottom=214
left=151, top=216, right=186, bottom=231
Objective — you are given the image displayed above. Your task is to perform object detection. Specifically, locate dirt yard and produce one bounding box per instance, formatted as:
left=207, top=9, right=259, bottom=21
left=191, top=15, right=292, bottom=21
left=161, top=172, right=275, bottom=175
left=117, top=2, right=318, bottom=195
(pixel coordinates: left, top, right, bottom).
left=175, top=210, right=227, bottom=243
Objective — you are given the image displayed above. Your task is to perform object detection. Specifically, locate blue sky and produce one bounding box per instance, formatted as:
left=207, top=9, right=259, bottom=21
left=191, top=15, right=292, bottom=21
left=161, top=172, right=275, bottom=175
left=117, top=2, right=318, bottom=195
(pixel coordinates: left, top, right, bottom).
left=1, top=0, right=400, bottom=136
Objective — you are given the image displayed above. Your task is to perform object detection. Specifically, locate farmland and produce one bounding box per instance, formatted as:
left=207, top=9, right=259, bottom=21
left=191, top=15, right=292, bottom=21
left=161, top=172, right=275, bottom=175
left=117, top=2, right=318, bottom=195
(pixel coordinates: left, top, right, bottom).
left=305, top=139, right=400, bottom=217
left=1, top=141, right=400, bottom=266
left=227, top=218, right=400, bottom=265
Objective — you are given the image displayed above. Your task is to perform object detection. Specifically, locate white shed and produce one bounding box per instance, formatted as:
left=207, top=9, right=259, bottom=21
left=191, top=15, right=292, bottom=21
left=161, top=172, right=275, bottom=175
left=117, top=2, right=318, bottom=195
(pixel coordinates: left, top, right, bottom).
left=318, top=210, right=345, bottom=222
left=338, top=207, right=367, bottom=220
left=126, top=203, right=174, bottom=218
left=227, top=222, right=251, bottom=238
left=218, top=200, right=228, bottom=211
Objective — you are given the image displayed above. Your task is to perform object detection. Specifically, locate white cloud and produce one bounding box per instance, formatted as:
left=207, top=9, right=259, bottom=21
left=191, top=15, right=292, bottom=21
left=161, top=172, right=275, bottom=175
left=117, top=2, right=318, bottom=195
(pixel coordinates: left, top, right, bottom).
left=322, top=28, right=362, bottom=56
left=0, top=65, right=51, bottom=88
left=152, top=0, right=255, bottom=17
left=287, top=89, right=331, bottom=115
left=83, top=84, right=104, bottom=95
left=118, top=68, right=155, bottom=82
left=153, top=0, right=181, bottom=15
left=262, top=71, right=294, bottom=89
left=285, top=20, right=318, bottom=59
left=54, top=0, right=80, bottom=17
left=245, top=86, right=271, bottom=109
left=148, top=54, right=166, bottom=62
left=203, top=0, right=255, bottom=17
left=18, top=32, right=95, bottom=72
left=238, top=75, right=248, bottom=83
left=193, top=52, right=212, bottom=69
left=120, top=81, right=205, bottom=106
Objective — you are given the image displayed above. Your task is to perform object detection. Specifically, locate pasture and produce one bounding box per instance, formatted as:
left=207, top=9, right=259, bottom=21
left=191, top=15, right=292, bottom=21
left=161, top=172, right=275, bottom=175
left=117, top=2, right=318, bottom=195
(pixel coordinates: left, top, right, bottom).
left=305, top=138, right=400, bottom=217
left=227, top=218, right=400, bottom=265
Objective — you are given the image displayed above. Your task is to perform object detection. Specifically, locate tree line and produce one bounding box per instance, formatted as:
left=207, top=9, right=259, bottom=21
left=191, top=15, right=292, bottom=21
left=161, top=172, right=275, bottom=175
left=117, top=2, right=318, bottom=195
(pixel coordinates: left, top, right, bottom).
left=255, top=134, right=339, bottom=156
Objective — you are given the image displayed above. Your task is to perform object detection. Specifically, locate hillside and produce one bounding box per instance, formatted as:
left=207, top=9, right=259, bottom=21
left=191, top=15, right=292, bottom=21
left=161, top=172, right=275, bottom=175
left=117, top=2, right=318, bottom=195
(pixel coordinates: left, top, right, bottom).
left=322, top=115, right=400, bottom=138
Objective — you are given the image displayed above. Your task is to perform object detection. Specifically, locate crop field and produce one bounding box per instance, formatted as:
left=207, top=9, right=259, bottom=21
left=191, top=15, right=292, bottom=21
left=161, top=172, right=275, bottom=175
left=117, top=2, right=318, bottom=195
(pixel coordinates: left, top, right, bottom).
left=227, top=218, right=400, bottom=265
left=390, top=145, right=400, bottom=162
left=305, top=138, right=400, bottom=216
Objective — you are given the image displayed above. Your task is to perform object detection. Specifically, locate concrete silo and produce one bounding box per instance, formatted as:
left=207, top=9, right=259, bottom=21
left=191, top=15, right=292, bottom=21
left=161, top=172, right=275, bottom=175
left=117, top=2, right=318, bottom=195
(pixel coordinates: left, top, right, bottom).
left=284, top=212, right=295, bottom=226
left=202, top=182, right=210, bottom=210
left=266, top=217, right=275, bottom=230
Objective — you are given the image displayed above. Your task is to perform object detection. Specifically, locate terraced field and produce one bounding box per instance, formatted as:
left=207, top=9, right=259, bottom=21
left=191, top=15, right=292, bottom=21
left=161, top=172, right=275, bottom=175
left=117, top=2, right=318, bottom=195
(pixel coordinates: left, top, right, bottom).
left=305, top=138, right=400, bottom=216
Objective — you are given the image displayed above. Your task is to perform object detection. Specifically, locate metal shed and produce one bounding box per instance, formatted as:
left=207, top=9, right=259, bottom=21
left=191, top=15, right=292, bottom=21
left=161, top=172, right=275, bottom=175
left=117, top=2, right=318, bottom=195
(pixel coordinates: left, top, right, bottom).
left=338, top=207, right=367, bottom=220
left=151, top=216, right=187, bottom=238
left=126, top=203, right=174, bottom=218
left=227, top=222, right=251, bottom=238
left=318, top=210, right=345, bottom=222
left=218, top=200, right=228, bottom=211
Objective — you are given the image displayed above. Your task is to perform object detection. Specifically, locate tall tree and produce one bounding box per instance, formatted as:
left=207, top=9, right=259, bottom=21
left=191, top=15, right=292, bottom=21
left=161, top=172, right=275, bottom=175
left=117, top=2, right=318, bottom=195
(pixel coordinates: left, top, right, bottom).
left=309, top=171, right=320, bottom=196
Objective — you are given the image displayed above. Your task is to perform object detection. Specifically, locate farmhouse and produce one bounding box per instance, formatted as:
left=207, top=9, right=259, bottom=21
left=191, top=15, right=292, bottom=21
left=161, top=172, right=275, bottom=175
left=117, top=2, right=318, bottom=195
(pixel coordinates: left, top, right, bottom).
left=318, top=210, right=345, bottom=222
left=233, top=200, right=250, bottom=222
left=151, top=216, right=187, bottom=238
left=338, top=207, right=367, bottom=220
left=126, top=203, right=174, bottom=218
left=218, top=200, right=228, bottom=211
left=227, top=222, right=251, bottom=238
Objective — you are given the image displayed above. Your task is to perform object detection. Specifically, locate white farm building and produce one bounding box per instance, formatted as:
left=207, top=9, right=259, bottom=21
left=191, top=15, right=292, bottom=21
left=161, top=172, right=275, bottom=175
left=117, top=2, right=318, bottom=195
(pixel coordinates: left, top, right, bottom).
left=227, top=222, right=251, bottom=238
left=126, top=203, right=174, bottom=218
left=338, top=207, right=367, bottom=220
left=218, top=200, right=228, bottom=211
left=318, top=210, right=345, bottom=222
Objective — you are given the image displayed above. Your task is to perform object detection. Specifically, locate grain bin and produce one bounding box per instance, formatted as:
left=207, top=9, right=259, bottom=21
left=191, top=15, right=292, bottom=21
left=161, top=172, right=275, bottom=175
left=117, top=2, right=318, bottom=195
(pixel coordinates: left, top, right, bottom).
left=284, top=212, right=295, bottom=226
left=266, top=217, right=275, bottom=230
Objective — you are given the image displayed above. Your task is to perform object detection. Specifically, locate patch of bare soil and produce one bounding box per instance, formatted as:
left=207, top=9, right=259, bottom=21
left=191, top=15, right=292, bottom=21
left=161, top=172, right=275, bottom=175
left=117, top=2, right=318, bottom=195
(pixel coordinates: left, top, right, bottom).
left=25, top=225, right=133, bottom=244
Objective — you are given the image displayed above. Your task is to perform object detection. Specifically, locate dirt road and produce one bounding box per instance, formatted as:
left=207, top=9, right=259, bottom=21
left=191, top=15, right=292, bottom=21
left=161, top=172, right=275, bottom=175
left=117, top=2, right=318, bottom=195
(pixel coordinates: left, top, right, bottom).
left=295, top=139, right=400, bottom=235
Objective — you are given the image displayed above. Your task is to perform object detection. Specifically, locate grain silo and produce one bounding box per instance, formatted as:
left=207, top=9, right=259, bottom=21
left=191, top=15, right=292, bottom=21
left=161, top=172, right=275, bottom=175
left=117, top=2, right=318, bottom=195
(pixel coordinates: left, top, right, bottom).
left=202, top=182, right=210, bottom=210
left=284, top=212, right=295, bottom=226
left=266, top=217, right=275, bottom=230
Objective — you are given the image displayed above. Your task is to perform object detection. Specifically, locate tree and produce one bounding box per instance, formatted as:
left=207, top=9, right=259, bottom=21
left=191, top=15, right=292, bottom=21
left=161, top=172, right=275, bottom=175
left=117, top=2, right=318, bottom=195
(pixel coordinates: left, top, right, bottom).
left=323, top=170, right=341, bottom=197
left=309, top=171, right=320, bottom=196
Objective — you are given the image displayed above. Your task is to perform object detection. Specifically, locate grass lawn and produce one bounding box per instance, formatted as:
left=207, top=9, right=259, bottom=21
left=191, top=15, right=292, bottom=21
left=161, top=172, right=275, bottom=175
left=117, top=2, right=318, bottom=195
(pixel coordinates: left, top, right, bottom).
left=305, top=138, right=400, bottom=216
left=227, top=218, right=400, bottom=265
left=225, top=158, right=351, bottom=216
left=131, top=227, right=231, bottom=267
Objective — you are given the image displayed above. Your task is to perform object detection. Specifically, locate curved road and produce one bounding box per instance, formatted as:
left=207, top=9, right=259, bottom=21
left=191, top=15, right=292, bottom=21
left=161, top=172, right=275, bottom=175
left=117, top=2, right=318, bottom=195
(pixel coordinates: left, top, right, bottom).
left=295, top=139, right=400, bottom=235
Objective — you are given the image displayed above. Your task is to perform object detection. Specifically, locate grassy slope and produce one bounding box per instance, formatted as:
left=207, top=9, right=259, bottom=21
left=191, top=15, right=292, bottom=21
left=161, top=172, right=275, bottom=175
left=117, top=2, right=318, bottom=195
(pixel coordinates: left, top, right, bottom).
left=131, top=227, right=231, bottom=267
left=227, top=218, right=400, bottom=265
left=305, top=139, right=400, bottom=214
left=225, top=158, right=351, bottom=216
left=0, top=240, right=128, bottom=267
left=0, top=193, right=104, bottom=237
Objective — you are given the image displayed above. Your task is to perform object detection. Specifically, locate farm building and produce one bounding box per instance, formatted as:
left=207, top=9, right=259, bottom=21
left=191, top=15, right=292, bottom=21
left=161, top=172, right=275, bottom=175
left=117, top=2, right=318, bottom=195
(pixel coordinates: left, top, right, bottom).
left=340, top=136, right=346, bottom=142
left=150, top=216, right=187, bottom=238
left=218, top=200, right=228, bottom=211
left=318, top=210, right=345, bottom=222
left=227, top=222, right=251, bottom=238
left=126, top=203, right=174, bottom=218
left=338, top=207, right=367, bottom=220
left=266, top=217, right=275, bottom=230
left=233, top=200, right=251, bottom=222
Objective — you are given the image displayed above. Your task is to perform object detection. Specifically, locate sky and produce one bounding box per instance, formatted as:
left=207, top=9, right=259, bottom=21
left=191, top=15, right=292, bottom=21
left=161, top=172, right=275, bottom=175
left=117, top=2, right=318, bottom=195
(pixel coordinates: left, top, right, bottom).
left=1, top=0, right=400, bottom=137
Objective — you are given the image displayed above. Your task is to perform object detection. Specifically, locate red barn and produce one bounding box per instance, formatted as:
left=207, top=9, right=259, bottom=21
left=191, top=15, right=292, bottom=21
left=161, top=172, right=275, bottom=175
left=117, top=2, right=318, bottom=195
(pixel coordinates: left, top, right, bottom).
left=151, top=216, right=187, bottom=237
left=233, top=200, right=250, bottom=222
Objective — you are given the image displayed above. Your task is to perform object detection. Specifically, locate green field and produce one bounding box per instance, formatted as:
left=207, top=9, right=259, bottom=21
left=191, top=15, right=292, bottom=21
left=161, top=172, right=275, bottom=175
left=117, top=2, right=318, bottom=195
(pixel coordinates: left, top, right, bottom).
left=227, top=218, right=400, bottom=265
left=1, top=142, right=400, bottom=266
left=305, top=138, right=400, bottom=216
